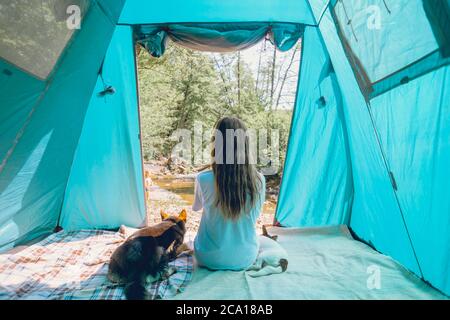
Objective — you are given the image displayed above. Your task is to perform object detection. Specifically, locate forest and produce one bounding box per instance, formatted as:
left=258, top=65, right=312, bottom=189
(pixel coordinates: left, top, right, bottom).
left=137, top=39, right=301, bottom=177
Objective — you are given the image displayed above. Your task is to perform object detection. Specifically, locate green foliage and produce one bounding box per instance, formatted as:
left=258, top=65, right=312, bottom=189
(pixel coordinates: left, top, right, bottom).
left=137, top=43, right=296, bottom=174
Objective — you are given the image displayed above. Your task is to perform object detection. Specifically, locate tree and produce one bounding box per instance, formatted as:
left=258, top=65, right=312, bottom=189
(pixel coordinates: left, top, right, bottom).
left=137, top=39, right=300, bottom=176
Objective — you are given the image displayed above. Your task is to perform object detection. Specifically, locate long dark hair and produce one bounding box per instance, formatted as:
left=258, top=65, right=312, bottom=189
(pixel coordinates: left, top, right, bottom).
left=211, top=117, right=261, bottom=219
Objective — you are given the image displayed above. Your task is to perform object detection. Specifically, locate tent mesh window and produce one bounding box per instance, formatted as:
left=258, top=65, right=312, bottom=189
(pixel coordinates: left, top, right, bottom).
left=0, top=0, right=89, bottom=80
left=331, top=0, right=450, bottom=100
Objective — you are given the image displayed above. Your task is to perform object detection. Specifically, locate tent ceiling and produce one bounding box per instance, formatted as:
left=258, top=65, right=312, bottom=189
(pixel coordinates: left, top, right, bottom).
left=118, top=0, right=316, bottom=25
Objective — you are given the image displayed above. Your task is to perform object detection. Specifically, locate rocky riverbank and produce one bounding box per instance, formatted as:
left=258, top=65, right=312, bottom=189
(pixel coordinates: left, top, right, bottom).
left=144, top=160, right=277, bottom=236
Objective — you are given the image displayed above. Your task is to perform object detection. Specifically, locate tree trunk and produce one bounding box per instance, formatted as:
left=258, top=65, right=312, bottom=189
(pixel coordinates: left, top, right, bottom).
left=213, top=55, right=234, bottom=114
left=275, top=43, right=299, bottom=109
left=255, top=42, right=264, bottom=94
left=269, top=45, right=277, bottom=109
left=237, top=51, right=241, bottom=113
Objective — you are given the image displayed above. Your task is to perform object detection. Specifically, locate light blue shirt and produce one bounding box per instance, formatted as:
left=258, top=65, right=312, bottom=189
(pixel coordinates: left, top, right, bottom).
left=192, top=170, right=265, bottom=270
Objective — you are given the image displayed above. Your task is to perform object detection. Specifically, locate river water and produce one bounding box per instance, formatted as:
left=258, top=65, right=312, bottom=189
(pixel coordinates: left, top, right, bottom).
left=152, top=175, right=277, bottom=215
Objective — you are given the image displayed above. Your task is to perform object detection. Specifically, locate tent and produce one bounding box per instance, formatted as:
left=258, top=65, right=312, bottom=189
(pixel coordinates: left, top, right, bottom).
left=0, top=0, right=449, bottom=297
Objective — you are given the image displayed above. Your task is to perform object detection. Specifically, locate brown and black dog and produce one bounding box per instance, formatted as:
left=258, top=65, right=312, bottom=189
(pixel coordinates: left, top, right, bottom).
left=108, top=209, right=187, bottom=300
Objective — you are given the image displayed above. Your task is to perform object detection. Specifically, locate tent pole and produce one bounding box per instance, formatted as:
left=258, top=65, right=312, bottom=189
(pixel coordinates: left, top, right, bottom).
left=132, top=34, right=149, bottom=227
left=365, top=101, right=424, bottom=278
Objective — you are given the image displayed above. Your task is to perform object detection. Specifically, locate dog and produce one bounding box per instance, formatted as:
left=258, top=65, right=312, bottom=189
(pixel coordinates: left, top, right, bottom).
left=108, top=209, right=187, bottom=300
left=245, top=224, right=288, bottom=277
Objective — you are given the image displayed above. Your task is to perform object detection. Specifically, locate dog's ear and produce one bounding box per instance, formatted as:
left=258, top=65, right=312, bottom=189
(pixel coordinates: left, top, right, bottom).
left=262, top=225, right=269, bottom=236
left=178, top=209, right=187, bottom=222
left=160, top=210, right=169, bottom=220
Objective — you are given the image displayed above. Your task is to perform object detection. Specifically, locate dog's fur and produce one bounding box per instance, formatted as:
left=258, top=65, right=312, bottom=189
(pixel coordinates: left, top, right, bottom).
left=108, top=210, right=187, bottom=300
left=246, top=234, right=289, bottom=277
left=262, top=224, right=278, bottom=241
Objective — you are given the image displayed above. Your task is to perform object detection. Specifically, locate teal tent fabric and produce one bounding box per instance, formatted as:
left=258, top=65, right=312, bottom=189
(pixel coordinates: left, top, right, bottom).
left=60, top=25, right=146, bottom=230
left=119, top=0, right=316, bottom=25
left=0, top=60, right=46, bottom=163
left=423, top=0, right=450, bottom=58
left=276, top=26, right=353, bottom=227
left=0, top=0, right=125, bottom=251
left=311, top=6, right=450, bottom=295
left=136, top=27, right=167, bottom=58
left=307, top=0, right=330, bottom=24
left=0, top=0, right=449, bottom=297
left=370, top=65, right=450, bottom=296
left=135, top=23, right=304, bottom=58
left=331, top=0, right=450, bottom=99
left=311, top=7, right=423, bottom=277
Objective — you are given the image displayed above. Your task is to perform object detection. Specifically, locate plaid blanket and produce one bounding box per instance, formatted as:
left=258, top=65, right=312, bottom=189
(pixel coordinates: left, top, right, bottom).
left=0, top=230, right=193, bottom=300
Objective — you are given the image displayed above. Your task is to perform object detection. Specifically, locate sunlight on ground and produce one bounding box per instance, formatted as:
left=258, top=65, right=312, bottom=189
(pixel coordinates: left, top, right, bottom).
left=145, top=164, right=275, bottom=238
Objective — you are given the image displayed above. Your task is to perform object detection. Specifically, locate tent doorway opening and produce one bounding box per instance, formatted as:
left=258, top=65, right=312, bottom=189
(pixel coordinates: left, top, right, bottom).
left=135, top=38, right=302, bottom=235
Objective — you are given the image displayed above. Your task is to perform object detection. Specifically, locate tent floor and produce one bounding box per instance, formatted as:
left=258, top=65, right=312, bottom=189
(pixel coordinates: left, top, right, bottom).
left=0, top=226, right=446, bottom=300
left=173, top=226, right=447, bottom=300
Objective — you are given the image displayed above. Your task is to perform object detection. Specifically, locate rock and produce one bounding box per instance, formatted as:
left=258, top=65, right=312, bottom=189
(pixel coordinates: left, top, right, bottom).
left=159, top=156, right=168, bottom=163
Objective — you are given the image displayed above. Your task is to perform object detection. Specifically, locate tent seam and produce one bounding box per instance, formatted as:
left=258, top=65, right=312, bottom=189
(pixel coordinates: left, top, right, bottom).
left=0, top=83, right=51, bottom=176
left=94, top=0, right=117, bottom=26
left=131, top=30, right=149, bottom=226
left=365, top=101, right=424, bottom=279
left=117, top=21, right=318, bottom=27
left=273, top=28, right=307, bottom=223
left=304, top=0, right=319, bottom=26
left=317, top=0, right=332, bottom=26
left=54, top=4, right=123, bottom=230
